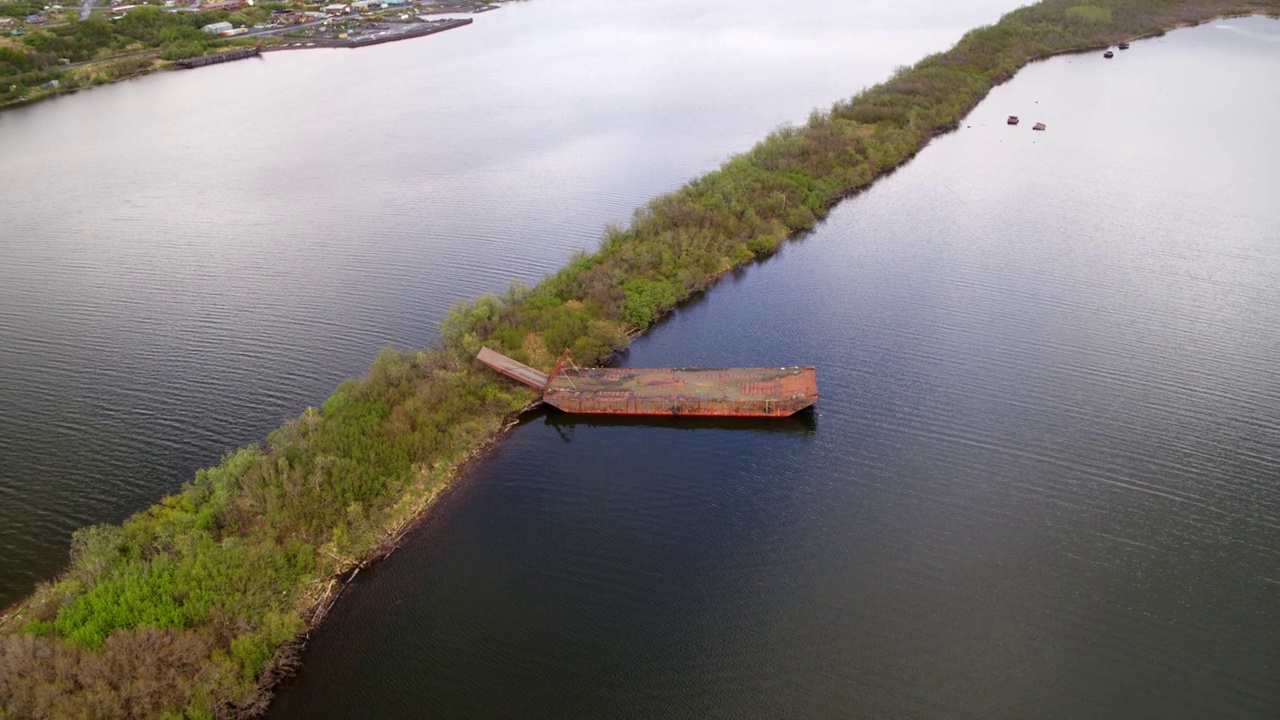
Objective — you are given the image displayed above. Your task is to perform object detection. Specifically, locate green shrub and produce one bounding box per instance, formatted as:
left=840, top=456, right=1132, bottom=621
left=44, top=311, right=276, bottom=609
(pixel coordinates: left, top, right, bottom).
left=621, top=278, right=681, bottom=328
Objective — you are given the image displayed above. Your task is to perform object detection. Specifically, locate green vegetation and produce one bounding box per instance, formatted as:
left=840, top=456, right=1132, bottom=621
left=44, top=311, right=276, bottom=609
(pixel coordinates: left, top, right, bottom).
left=0, top=6, right=250, bottom=105
left=3, top=0, right=1278, bottom=716
left=1066, top=4, right=1115, bottom=24
left=0, top=2, right=44, bottom=18
left=1, top=348, right=533, bottom=717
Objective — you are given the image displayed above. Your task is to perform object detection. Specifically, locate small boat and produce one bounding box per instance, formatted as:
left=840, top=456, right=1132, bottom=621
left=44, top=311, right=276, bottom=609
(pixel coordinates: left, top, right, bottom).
left=1118, top=42, right=1130, bottom=50
left=1032, top=122, right=1046, bottom=131
left=1104, top=50, right=1114, bottom=59
left=1007, top=115, right=1020, bottom=125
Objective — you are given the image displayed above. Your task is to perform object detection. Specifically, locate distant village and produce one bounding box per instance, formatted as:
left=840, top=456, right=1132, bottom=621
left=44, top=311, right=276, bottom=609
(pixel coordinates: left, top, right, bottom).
left=1, top=0, right=497, bottom=43
left=1, top=0, right=501, bottom=105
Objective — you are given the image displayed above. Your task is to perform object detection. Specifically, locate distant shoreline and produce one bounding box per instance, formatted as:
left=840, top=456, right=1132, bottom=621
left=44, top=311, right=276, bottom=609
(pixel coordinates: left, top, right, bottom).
left=0, top=2, right=493, bottom=111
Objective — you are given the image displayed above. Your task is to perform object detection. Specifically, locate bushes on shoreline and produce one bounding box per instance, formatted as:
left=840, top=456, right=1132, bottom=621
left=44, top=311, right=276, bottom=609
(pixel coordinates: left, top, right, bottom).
left=3, top=1, right=1277, bottom=716
left=0, top=7, right=252, bottom=105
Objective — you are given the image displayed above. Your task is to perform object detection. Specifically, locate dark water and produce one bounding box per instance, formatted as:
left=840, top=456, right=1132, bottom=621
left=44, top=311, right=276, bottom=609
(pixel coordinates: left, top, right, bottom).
left=271, top=18, right=1280, bottom=719
left=0, top=0, right=1017, bottom=604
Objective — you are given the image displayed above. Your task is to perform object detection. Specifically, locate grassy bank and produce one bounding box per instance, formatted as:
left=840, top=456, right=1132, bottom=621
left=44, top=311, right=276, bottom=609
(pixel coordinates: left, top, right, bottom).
left=3, top=1, right=1278, bottom=716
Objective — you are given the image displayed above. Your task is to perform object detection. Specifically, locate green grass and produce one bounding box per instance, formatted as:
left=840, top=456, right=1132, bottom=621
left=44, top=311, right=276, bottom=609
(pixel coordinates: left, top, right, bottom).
left=2, top=0, right=1278, bottom=716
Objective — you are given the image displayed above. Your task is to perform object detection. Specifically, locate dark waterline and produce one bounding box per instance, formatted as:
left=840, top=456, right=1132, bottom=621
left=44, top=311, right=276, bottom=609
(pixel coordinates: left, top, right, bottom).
left=272, top=19, right=1280, bottom=718
left=0, top=0, right=1019, bottom=605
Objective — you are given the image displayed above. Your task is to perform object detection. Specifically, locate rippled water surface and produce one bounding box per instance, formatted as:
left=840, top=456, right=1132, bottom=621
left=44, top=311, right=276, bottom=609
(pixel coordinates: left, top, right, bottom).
left=0, top=0, right=1017, bottom=602
left=271, top=17, right=1280, bottom=719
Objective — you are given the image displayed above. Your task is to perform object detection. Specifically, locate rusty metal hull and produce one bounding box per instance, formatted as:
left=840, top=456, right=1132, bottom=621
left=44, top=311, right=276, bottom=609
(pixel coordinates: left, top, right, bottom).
left=544, top=366, right=817, bottom=417
left=476, top=347, right=817, bottom=418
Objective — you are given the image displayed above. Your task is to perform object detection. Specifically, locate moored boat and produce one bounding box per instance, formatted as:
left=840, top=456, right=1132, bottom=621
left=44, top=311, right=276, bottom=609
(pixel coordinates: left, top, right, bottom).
left=478, top=347, right=818, bottom=417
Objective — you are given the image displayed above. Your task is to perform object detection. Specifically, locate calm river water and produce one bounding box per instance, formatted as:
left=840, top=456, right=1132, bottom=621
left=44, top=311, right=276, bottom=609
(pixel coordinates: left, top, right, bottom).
left=271, top=16, right=1280, bottom=720
left=1, top=3, right=1277, bottom=718
left=0, top=0, right=1017, bottom=603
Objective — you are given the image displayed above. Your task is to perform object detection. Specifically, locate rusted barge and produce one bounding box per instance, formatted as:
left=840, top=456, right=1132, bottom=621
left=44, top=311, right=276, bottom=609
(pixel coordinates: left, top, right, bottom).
left=478, top=347, right=818, bottom=417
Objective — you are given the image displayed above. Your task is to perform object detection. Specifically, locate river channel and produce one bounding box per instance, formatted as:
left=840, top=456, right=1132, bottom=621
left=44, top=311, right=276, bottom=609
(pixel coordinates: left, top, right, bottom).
left=0, top=0, right=1018, bottom=605
left=271, top=15, right=1280, bottom=720
left=2, top=2, right=1278, bottom=718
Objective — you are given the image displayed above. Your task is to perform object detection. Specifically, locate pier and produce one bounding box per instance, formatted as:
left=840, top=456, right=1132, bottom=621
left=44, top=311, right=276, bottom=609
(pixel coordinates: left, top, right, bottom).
left=175, top=46, right=260, bottom=69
